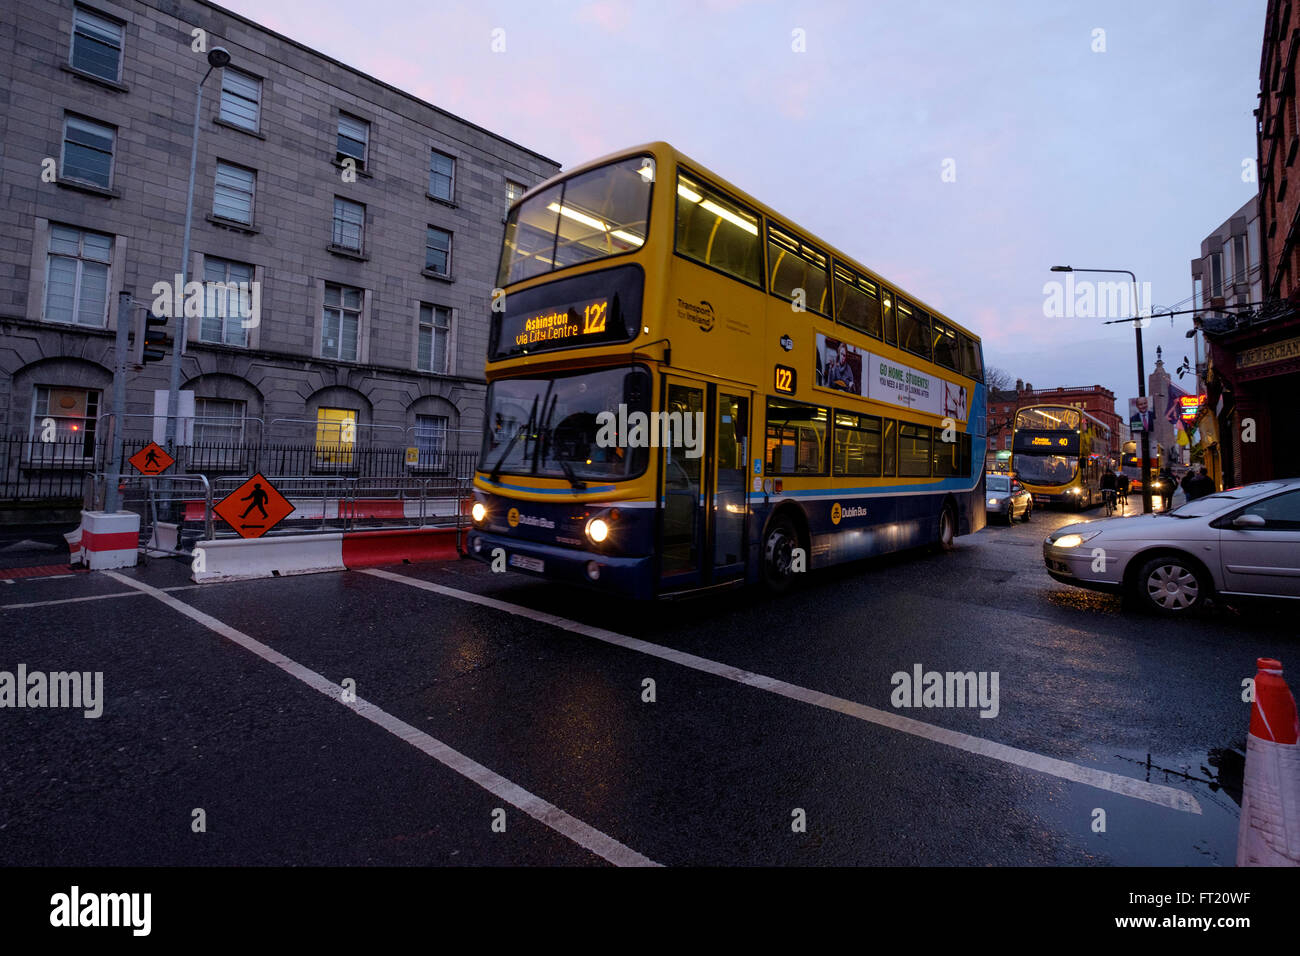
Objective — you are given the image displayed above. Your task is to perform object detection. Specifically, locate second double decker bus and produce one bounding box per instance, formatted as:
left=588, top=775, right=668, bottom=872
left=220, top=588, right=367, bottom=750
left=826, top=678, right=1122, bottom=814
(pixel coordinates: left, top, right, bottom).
left=1011, top=404, right=1112, bottom=510
left=469, top=142, right=987, bottom=598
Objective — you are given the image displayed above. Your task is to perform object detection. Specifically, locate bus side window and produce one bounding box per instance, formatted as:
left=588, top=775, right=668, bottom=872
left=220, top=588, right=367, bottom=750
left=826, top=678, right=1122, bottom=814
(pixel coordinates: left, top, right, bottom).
left=881, top=289, right=897, bottom=346
left=882, top=418, right=897, bottom=477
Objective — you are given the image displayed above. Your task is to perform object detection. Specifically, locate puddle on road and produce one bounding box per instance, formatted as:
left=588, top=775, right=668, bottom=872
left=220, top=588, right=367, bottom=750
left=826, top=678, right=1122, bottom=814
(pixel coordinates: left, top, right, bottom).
left=1028, top=742, right=1246, bottom=865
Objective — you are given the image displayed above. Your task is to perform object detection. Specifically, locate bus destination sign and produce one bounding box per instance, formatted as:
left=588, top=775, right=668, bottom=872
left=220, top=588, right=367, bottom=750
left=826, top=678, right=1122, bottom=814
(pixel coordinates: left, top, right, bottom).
left=512, top=297, right=611, bottom=349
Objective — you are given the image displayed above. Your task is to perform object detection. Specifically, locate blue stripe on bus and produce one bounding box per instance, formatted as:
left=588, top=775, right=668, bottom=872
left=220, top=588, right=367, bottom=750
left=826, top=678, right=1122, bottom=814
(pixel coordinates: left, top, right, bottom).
left=478, top=478, right=619, bottom=495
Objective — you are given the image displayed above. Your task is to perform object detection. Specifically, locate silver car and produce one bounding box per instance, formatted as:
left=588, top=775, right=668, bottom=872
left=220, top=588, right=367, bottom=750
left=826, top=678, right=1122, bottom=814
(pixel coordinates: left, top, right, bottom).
left=1042, top=478, right=1300, bottom=615
left=986, top=473, right=1033, bottom=524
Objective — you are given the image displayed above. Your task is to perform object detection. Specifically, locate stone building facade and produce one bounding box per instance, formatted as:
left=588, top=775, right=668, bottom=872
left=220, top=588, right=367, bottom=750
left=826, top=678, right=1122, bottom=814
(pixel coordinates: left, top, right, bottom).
left=0, top=0, right=559, bottom=468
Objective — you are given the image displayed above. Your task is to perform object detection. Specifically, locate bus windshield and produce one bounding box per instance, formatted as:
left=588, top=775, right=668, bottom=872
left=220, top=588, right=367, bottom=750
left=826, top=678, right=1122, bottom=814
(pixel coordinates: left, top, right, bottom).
left=1015, top=454, right=1076, bottom=485
left=1015, top=406, right=1080, bottom=431
left=498, top=155, right=655, bottom=287
left=481, top=366, right=651, bottom=482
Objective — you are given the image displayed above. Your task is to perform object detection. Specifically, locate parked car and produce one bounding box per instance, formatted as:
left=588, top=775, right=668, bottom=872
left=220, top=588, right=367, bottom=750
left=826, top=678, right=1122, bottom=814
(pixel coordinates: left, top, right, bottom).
left=986, top=473, right=1033, bottom=524
left=1042, top=478, right=1300, bottom=615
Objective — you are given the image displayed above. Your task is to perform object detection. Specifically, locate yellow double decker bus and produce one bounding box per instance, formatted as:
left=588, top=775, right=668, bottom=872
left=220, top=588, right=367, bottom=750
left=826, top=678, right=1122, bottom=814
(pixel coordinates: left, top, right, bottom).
left=1011, top=404, right=1113, bottom=510
left=469, top=143, right=987, bottom=598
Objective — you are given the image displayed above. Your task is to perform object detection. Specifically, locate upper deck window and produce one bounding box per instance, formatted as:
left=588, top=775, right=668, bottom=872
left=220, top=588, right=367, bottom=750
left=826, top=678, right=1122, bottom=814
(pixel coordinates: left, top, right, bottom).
left=832, top=263, right=882, bottom=338
left=767, top=226, right=829, bottom=314
left=498, top=155, right=654, bottom=287
left=675, top=172, right=763, bottom=287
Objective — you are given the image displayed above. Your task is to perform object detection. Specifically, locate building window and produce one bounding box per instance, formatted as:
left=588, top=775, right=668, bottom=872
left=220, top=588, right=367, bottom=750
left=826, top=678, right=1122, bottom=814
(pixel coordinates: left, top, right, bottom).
left=31, top=386, right=100, bottom=459
left=429, top=150, right=455, bottom=201
left=200, top=257, right=255, bottom=347
left=322, top=283, right=361, bottom=362
left=414, top=414, right=449, bottom=463
left=418, top=304, right=452, bottom=373
left=315, top=407, right=356, bottom=467
left=425, top=226, right=452, bottom=276
left=1209, top=252, right=1223, bottom=299
left=44, top=225, right=112, bottom=326
left=506, top=179, right=524, bottom=217
left=219, top=68, right=261, bottom=131
left=1003, top=434, right=1012, bottom=450
left=337, top=113, right=369, bottom=169
left=332, top=197, right=365, bottom=251
left=62, top=115, right=115, bottom=188
left=70, top=5, right=124, bottom=81
left=194, top=398, right=246, bottom=444
left=213, top=162, right=256, bottom=224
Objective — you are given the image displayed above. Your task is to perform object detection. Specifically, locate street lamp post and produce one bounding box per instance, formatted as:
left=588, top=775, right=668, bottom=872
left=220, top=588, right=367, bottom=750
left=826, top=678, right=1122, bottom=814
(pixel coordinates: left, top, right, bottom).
left=163, top=46, right=231, bottom=454
left=1050, top=265, right=1154, bottom=514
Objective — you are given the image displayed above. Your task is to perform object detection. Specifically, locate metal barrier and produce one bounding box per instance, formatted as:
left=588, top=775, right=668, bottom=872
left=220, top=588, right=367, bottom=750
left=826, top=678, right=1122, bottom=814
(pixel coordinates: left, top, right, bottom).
left=83, top=472, right=214, bottom=555
left=79, top=468, right=473, bottom=557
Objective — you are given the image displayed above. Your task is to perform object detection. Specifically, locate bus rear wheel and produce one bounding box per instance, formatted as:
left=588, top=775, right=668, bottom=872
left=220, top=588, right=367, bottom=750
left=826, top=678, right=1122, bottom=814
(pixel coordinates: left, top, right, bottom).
left=761, top=515, right=799, bottom=593
left=938, top=506, right=957, bottom=551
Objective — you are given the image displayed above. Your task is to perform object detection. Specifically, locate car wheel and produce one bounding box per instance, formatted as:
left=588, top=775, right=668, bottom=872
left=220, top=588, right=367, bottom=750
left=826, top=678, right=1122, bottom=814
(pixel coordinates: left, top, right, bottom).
left=938, top=506, right=957, bottom=551
left=761, top=515, right=799, bottom=593
left=1022, top=503, right=1032, bottom=522
left=1133, top=554, right=1209, bottom=615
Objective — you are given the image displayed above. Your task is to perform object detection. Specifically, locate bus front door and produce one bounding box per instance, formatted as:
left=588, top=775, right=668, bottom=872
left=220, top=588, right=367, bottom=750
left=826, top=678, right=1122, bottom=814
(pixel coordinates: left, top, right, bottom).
left=658, top=377, right=751, bottom=592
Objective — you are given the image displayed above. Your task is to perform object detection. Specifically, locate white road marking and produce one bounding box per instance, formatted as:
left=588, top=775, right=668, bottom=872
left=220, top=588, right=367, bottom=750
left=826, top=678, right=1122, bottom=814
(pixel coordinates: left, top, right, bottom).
left=102, top=571, right=658, bottom=867
left=0, top=581, right=225, bottom=611
left=365, top=569, right=1203, bottom=816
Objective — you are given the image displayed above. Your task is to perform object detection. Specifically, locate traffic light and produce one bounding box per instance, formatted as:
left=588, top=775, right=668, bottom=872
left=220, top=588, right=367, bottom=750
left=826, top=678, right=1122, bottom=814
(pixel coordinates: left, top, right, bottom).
left=135, top=309, right=169, bottom=365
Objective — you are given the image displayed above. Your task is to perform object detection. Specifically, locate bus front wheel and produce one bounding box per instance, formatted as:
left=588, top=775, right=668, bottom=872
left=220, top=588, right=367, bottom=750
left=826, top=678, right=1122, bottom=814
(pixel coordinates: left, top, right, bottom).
left=761, top=515, right=799, bottom=593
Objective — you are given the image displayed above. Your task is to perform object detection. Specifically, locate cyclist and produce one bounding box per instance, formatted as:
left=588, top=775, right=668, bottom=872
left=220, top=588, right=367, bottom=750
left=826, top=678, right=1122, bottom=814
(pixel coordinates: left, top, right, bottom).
left=1100, top=466, right=1119, bottom=515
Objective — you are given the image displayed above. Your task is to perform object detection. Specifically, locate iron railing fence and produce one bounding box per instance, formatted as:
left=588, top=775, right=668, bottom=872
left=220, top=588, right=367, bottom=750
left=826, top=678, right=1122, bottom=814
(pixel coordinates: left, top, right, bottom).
left=1, top=431, right=480, bottom=503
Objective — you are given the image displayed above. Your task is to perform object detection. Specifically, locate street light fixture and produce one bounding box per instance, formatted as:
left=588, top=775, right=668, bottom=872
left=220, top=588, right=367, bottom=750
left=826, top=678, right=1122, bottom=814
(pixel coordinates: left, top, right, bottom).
left=162, top=46, right=232, bottom=453
left=1050, top=265, right=1154, bottom=514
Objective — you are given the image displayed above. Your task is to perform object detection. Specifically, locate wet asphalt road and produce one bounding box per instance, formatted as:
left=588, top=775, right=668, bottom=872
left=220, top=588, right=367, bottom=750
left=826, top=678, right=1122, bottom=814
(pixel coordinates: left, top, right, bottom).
left=1, top=505, right=1293, bottom=867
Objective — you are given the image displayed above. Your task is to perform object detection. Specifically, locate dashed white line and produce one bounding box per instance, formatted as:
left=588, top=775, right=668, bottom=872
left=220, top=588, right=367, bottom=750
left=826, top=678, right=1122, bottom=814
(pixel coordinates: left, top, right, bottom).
left=102, top=570, right=658, bottom=867
left=363, top=568, right=1203, bottom=816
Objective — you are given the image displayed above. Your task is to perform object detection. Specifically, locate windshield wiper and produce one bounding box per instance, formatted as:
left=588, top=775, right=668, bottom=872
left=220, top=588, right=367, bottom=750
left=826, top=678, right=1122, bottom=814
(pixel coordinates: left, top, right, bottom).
left=557, top=456, right=587, bottom=491
left=489, top=394, right=538, bottom=484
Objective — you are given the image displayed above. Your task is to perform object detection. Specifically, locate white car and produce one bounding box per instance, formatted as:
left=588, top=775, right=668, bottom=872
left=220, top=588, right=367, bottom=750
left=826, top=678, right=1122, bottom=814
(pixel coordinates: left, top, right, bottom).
left=1042, top=478, right=1300, bottom=615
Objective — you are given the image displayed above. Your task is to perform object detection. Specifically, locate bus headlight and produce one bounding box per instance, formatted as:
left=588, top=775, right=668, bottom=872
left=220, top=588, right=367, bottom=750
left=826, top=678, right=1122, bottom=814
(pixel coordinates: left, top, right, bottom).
left=471, top=502, right=487, bottom=523
left=586, top=518, right=610, bottom=543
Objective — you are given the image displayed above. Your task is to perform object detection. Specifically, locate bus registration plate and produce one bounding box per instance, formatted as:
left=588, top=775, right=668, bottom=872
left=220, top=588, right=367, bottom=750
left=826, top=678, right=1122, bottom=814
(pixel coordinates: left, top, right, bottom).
left=508, top=553, right=544, bottom=573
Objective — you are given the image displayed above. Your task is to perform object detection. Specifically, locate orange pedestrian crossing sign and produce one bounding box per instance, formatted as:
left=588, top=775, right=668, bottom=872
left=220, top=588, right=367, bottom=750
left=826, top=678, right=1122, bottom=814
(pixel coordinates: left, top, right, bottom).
left=128, top=441, right=174, bottom=475
left=214, top=473, right=295, bottom=539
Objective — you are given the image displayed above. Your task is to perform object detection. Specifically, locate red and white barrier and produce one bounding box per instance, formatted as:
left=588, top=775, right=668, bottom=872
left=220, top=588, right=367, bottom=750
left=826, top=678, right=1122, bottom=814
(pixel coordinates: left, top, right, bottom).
left=78, top=511, right=140, bottom=570
left=191, top=526, right=465, bottom=583
left=64, top=527, right=83, bottom=566
left=1237, top=657, right=1300, bottom=866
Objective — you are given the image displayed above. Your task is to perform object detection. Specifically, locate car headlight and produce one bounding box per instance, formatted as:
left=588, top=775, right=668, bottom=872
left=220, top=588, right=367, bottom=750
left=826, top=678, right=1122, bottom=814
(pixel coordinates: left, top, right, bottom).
left=471, top=502, right=486, bottom=523
left=1051, top=530, right=1102, bottom=548
left=988, top=497, right=999, bottom=506
left=586, top=517, right=609, bottom=543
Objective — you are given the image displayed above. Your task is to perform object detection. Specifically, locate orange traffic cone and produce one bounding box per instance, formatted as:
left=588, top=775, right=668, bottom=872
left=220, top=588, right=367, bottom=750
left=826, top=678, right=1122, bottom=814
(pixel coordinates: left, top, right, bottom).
left=1237, top=658, right=1300, bottom=866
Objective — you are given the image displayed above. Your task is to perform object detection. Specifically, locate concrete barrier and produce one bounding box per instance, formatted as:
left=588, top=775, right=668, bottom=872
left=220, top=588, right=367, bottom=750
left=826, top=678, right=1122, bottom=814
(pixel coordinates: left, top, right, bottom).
left=191, top=533, right=345, bottom=583
left=79, top=511, right=140, bottom=570
left=190, top=526, right=464, bottom=583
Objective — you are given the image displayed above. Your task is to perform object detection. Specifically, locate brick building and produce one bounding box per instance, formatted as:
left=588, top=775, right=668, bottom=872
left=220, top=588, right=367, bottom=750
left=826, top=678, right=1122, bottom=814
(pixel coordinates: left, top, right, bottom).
left=1184, top=0, right=1300, bottom=486
left=0, top=0, right=559, bottom=472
